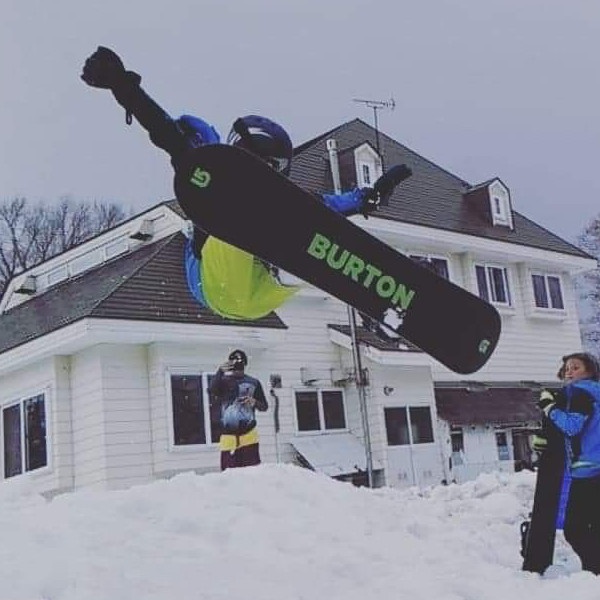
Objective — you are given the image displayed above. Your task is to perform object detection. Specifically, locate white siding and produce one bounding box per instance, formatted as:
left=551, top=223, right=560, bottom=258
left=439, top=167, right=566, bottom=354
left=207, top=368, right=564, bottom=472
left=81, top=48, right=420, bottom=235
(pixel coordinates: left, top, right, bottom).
left=0, top=218, right=592, bottom=494
left=147, top=343, right=224, bottom=476
left=0, top=357, right=73, bottom=495
left=70, top=345, right=153, bottom=490
left=71, top=347, right=106, bottom=489
left=99, top=345, right=153, bottom=489
left=268, top=296, right=361, bottom=464
left=449, top=426, right=515, bottom=483
left=370, top=366, right=445, bottom=488
left=431, top=257, right=583, bottom=382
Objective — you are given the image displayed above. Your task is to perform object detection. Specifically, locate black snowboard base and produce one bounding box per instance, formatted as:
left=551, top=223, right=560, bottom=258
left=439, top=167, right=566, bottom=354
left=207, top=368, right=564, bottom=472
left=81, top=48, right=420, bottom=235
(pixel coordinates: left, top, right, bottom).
left=174, top=145, right=501, bottom=374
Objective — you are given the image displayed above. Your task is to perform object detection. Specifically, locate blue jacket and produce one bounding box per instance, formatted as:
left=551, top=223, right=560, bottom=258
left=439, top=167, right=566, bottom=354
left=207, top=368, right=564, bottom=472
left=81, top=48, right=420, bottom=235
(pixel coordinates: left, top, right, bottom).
left=548, top=379, right=600, bottom=479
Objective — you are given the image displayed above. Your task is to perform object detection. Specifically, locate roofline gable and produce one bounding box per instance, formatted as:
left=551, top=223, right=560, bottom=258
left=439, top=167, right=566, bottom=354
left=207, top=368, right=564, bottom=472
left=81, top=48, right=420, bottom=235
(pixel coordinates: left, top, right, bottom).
left=0, top=202, right=186, bottom=314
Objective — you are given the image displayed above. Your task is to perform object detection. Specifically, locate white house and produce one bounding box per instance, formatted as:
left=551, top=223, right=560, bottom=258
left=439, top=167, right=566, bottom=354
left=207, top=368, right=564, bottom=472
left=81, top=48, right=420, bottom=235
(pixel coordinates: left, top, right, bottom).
left=0, top=119, right=595, bottom=494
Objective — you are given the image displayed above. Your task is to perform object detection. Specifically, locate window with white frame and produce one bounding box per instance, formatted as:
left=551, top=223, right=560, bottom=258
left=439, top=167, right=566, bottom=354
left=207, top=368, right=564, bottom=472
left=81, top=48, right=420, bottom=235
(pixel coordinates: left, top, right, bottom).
left=3, top=393, right=48, bottom=479
left=409, top=254, right=450, bottom=280
left=475, top=264, right=512, bottom=306
left=531, top=273, right=564, bottom=310
left=489, top=181, right=512, bottom=228
left=169, top=374, right=221, bottom=446
left=295, top=390, right=346, bottom=433
left=384, top=406, right=434, bottom=446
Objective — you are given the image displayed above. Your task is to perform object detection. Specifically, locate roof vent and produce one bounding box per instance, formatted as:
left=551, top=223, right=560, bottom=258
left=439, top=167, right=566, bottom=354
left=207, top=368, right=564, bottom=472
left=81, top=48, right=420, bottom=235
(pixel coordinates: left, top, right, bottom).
left=14, top=275, right=37, bottom=295
left=300, top=367, right=319, bottom=386
left=129, top=219, right=154, bottom=242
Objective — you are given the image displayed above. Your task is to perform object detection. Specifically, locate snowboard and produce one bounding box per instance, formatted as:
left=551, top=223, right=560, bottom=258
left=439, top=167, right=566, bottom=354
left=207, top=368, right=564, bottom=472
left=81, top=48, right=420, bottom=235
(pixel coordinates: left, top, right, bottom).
left=521, top=414, right=567, bottom=574
left=173, top=145, right=501, bottom=375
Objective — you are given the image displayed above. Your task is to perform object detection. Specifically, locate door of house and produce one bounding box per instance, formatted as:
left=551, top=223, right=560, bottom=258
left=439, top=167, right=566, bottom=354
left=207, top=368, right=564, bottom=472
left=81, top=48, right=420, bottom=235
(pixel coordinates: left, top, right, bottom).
left=383, top=405, right=443, bottom=488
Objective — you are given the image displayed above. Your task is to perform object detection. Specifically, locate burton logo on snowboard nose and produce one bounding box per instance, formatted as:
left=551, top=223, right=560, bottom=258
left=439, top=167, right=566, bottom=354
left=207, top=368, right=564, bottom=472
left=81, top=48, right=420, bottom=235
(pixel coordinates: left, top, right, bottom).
left=190, top=168, right=211, bottom=188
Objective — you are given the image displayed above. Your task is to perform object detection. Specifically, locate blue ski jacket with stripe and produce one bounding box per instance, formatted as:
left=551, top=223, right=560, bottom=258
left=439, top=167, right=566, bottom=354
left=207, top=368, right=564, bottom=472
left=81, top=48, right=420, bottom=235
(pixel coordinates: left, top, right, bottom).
left=548, top=379, right=600, bottom=479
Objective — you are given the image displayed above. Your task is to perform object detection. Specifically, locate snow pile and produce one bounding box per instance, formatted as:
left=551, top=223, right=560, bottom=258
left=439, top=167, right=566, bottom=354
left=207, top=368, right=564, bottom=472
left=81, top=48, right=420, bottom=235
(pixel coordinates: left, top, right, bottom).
left=0, top=465, right=597, bottom=600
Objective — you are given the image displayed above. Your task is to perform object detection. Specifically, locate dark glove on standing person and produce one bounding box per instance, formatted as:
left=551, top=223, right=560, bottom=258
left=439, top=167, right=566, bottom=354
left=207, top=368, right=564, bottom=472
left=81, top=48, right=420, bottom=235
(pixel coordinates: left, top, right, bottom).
left=537, top=389, right=557, bottom=417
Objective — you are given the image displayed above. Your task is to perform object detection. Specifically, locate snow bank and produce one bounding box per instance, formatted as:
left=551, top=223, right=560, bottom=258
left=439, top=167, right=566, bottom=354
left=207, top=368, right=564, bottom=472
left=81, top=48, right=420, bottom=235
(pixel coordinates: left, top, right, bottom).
left=0, top=465, right=597, bottom=600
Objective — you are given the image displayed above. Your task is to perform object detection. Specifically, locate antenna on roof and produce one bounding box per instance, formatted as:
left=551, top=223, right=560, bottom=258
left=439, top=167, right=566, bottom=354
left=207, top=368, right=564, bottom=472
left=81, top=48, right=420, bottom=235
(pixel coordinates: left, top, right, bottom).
left=352, top=96, right=395, bottom=157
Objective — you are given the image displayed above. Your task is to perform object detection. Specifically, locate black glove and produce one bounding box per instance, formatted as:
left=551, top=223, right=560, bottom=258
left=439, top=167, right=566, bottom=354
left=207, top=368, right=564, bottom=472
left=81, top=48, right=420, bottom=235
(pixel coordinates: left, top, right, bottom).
left=537, top=389, right=557, bottom=417
left=81, top=46, right=141, bottom=90
left=361, top=164, right=412, bottom=218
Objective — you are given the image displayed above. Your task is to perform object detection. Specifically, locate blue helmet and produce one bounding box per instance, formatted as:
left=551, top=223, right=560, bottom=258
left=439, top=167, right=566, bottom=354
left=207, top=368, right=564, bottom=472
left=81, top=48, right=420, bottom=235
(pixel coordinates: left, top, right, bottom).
left=176, top=115, right=220, bottom=148
left=226, top=115, right=293, bottom=175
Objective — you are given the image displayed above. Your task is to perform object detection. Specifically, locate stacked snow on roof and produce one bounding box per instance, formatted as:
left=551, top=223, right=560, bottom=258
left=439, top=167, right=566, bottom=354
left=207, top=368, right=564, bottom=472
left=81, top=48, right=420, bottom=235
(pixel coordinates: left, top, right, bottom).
left=0, top=464, right=597, bottom=600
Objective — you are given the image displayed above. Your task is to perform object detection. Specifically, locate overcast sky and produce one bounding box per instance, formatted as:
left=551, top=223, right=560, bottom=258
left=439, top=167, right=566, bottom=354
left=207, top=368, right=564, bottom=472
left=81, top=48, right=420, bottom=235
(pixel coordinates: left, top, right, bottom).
left=2, top=0, right=600, bottom=244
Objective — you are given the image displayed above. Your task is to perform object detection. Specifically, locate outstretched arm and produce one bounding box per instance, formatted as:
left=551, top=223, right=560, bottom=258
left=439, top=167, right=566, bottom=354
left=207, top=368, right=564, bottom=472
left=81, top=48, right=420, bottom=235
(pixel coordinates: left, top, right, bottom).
left=320, top=164, right=412, bottom=217
left=81, top=46, right=188, bottom=159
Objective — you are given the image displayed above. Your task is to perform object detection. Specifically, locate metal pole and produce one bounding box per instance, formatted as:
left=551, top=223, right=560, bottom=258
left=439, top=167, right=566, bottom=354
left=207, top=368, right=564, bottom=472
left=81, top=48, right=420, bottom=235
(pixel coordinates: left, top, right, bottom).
left=353, top=97, right=395, bottom=171
left=347, top=305, right=374, bottom=487
left=326, top=138, right=374, bottom=488
left=373, top=106, right=381, bottom=157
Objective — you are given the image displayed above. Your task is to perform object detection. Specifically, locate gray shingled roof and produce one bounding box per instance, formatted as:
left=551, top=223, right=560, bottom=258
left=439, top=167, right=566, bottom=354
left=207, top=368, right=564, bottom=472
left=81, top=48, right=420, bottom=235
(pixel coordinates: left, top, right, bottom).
left=290, top=119, right=590, bottom=259
left=0, top=234, right=286, bottom=356
left=435, top=387, right=542, bottom=426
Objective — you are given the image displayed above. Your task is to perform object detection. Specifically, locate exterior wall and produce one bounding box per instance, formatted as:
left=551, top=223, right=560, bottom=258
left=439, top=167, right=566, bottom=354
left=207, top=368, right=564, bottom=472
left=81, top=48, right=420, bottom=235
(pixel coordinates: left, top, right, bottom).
left=385, top=243, right=585, bottom=382
left=447, top=425, right=515, bottom=484
left=70, top=345, right=153, bottom=490
left=0, top=218, right=590, bottom=494
left=70, top=347, right=107, bottom=489
left=369, top=365, right=446, bottom=488
left=0, top=357, right=73, bottom=495
left=99, top=345, right=153, bottom=489
left=255, top=294, right=357, bottom=465
left=147, top=342, right=226, bottom=477
left=442, top=259, right=582, bottom=382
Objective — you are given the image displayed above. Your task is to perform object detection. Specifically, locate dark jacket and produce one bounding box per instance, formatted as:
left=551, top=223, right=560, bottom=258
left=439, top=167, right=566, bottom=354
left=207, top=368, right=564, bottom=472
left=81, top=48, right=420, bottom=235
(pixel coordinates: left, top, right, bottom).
left=209, top=369, right=267, bottom=435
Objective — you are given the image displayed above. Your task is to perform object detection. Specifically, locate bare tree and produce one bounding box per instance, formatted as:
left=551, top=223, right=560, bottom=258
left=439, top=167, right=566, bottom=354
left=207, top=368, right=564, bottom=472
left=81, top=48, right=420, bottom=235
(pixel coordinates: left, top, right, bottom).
left=0, top=196, right=128, bottom=295
left=577, top=216, right=600, bottom=353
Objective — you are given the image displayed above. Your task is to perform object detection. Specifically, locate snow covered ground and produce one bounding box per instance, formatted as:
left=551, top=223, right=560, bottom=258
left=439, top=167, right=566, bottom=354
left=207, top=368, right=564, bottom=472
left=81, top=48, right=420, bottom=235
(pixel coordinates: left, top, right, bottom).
left=0, top=464, right=597, bottom=600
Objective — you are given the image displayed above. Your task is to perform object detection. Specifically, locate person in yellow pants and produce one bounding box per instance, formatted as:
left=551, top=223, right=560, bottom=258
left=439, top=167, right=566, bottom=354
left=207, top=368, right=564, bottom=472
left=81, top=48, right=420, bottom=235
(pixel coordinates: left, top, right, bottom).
left=210, top=350, right=267, bottom=470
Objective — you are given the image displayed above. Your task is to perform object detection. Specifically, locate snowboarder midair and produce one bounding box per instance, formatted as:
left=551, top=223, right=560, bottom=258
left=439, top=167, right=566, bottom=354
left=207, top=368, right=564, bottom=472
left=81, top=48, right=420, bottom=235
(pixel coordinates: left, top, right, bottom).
left=81, top=46, right=401, bottom=321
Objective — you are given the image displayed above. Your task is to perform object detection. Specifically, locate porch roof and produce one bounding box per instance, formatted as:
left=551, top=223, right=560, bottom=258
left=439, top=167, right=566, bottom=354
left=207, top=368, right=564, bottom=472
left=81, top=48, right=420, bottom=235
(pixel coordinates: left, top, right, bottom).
left=291, top=432, right=383, bottom=477
left=435, top=386, right=549, bottom=426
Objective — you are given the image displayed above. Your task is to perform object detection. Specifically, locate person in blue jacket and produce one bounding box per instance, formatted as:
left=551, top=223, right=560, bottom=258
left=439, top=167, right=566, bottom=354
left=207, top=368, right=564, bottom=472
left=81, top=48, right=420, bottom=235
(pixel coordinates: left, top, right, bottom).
left=537, top=352, right=600, bottom=574
left=81, top=47, right=390, bottom=322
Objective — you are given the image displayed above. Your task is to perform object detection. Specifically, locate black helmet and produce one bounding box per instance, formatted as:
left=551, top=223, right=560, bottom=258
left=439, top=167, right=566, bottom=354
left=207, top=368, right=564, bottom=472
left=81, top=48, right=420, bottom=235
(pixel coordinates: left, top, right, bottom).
left=228, top=349, right=248, bottom=367
left=226, top=115, right=293, bottom=175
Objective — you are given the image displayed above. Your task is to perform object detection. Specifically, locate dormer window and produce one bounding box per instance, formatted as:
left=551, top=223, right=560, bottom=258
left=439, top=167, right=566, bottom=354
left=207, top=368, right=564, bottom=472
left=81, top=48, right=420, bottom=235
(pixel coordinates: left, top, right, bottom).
left=463, top=178, right=514, bottom=230
left=489, top=181, right=512, bottom=228
left=354, top=143, right=382, bottom=188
